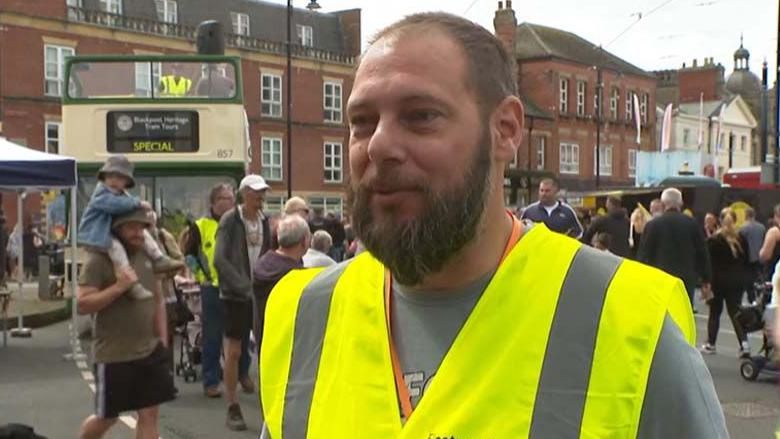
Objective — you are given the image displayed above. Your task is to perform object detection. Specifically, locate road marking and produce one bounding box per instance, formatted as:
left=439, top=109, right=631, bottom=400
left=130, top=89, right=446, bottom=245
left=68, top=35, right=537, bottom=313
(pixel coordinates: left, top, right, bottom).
left=120, top=415, right=137, bottom=429
left=76, top=360, right=88, bottom=370
left=81, top=370, right=94, bottom=381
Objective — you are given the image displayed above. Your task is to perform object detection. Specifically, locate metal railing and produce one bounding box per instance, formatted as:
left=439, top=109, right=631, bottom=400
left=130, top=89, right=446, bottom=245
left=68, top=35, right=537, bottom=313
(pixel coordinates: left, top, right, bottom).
left=66, top=7, right=356, bottom=65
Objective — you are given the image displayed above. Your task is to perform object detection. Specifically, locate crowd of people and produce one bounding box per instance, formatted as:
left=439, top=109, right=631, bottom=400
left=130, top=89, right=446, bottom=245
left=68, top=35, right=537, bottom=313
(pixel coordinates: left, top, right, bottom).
left=520, top=177, right=780, bottom=360
left=72, top=154, right=357, bottom=437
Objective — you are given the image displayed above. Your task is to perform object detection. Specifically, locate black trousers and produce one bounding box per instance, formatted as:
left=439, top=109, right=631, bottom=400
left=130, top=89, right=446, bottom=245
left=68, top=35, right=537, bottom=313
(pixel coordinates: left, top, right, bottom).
left=707, top=286, right=747, bottom=346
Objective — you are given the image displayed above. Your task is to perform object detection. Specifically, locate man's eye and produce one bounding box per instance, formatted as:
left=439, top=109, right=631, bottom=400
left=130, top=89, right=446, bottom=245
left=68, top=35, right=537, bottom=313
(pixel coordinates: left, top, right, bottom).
left=405, top=110, right=441, bottom=124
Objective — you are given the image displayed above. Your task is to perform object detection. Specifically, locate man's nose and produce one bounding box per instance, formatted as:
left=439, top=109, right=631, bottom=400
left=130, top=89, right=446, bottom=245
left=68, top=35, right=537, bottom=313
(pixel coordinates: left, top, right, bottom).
left=366, top=117, right=407, bottom=165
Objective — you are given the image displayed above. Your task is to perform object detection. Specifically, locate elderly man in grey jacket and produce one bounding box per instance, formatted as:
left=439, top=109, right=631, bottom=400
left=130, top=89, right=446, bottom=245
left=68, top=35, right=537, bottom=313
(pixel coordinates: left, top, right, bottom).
left=214, top=174, right=271, bottom=431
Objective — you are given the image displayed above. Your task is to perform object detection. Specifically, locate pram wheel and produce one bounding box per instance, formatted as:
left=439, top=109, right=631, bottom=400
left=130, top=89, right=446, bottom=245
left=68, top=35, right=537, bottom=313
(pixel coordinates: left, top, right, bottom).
left=183, top=368, right=197, bottom=383
left=740, top=359, right=760, bottom=381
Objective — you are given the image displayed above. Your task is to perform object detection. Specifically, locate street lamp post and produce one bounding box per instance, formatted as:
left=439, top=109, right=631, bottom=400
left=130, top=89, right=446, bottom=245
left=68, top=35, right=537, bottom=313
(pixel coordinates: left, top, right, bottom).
left=286, top=0, right=321, bottom=199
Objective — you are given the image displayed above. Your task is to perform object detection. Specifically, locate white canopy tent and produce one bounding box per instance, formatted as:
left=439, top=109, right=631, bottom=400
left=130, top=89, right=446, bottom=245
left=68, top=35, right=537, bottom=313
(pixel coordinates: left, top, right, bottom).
left=0, top=138, right=77, bottom=346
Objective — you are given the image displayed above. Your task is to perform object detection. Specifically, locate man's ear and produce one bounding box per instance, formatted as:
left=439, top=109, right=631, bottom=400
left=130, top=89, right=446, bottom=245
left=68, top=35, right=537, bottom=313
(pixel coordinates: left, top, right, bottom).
left=491, top=96, right=525, bottom=163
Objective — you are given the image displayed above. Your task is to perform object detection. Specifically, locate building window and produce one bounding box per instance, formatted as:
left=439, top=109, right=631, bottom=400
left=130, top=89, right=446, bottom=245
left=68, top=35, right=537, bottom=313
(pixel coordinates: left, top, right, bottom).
left=99, top=0, right=122, bottom=14
left=296, top=25, right=313, bottom=47
left=155, top=0, right=177, bottom=23
left=45, top=121, right=61, bottom=154
left=44, top=45, right=75, bottom=97
left=683, top=128, right=691, bottom=147
left=67, top=0, right=83, bottom=7
left=625, top=91, right=634, bottom=121
left=536, top=137, right=546, bottom=171
left=134, top=62, right=161, bottom=97
left=576, top=80, right=586, bottom=117
left=610, top=88, right=619, bottom=120
left=628, top=149, right=637, bottom=177
left=640, top=93, right=648, bottom=124
left=261, top=73, right=282, bottom=118
left=741, top=135, right=747, bottom=151
left=324, top=142, right=343, bottom=183
left=559, top=143, right=579, bottom=174
left=593, top=145, right=613, bottom=176
left=323, top=81, right=343, bottom=123
left=231, top=12, right=250, bottom=36
left=559, top=78, right=569, bottom=114
left=308, top=196, right=343, bottom=216
left=264, top=195, right=287, bottom=215
left=261, top=137, right=283, bottom=181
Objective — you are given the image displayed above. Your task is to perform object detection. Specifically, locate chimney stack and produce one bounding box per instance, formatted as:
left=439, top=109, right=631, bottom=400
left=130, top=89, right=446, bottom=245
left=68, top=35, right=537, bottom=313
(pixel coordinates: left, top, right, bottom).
left=692, top=58, right=698, bottom=67
left=494, top=0, right=517, bottom=53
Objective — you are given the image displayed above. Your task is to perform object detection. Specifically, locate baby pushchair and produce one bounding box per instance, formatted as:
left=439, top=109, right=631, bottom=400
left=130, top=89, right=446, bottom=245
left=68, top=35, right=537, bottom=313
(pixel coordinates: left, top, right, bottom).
left=174, top=278, right=202, bottom=383
left=736, top=280, right=778, bottom=381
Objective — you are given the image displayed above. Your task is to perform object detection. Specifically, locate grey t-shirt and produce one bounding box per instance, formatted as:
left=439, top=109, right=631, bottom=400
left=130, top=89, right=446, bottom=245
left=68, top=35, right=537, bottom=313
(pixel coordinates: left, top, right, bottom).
left=391, top=277, right=728, bottom=438
left=740, top=220, right=767, bottom=264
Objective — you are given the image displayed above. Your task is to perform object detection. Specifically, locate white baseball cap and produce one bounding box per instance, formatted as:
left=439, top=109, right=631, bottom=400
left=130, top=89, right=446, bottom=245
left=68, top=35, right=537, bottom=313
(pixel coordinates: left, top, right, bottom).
left=239, top=174, right=270, bottom=192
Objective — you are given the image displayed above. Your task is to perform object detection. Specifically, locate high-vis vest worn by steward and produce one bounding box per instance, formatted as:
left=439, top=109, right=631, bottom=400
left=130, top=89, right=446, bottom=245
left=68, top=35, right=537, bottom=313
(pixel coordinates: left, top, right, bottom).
left=160, top=75, right=192, bottom=96
left=260, top=224, right=695, bottom=438
left=194, top=217, right=219, bottom=287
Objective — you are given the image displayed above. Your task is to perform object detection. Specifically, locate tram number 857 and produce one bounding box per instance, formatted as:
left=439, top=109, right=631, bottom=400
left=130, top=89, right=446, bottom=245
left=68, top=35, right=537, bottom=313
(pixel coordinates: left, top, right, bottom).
left=217, top=149, right=233, bottom=159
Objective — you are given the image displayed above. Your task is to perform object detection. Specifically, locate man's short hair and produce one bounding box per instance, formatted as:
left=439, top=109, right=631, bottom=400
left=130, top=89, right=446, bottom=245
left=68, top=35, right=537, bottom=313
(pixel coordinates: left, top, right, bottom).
left=284, top=197, right=309, bottom=215
left=369, top=12, right=517, bottom=118
left=539, top=177, right=559, bottom=189
left=209, top=183, right=233, bottom=205
left=661, top=188, right=683, bottom=209
left=607, top=196, right=622, bottom=208
left=277, top=214, right=310, bottom=249
left=311, top=230, right=333, bottom=253
left=745, top=207, right=756, bottom=220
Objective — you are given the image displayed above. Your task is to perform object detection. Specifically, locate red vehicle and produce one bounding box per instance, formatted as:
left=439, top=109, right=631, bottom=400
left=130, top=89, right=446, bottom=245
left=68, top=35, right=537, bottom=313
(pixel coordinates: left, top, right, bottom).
left=723, top=167, right=780, bottom=189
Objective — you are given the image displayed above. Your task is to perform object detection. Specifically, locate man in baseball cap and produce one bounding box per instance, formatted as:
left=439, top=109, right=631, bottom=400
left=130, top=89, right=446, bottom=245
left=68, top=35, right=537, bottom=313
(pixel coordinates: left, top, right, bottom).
left=213, top=174, right=271, bottom=430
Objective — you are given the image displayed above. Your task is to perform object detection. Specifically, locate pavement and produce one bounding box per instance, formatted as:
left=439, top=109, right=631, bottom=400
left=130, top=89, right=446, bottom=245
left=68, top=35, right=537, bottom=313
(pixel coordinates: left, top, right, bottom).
left=1, top=294, right=779, bottom=438
left=1, top=281, right=71, bottom=336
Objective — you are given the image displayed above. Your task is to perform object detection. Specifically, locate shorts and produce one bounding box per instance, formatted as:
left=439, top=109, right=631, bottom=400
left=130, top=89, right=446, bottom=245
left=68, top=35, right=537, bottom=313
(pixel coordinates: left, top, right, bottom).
left=222, top=299, right=252, bottom=341
left=94, top=343, right=175, bottom=419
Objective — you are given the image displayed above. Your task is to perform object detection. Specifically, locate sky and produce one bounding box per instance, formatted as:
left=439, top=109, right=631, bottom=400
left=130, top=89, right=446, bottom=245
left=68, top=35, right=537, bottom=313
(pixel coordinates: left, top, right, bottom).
left=277, top=0, right=777, bottom=82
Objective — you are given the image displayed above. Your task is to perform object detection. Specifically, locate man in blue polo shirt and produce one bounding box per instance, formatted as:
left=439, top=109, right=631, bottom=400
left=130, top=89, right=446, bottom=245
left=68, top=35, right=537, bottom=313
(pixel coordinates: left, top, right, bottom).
left=521, top=178, right=583, bottom=238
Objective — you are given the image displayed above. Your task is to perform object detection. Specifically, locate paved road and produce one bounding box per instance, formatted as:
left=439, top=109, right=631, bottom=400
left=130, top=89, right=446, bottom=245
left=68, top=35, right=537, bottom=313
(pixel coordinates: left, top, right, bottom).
left=1, top=303, right=779, bottom=438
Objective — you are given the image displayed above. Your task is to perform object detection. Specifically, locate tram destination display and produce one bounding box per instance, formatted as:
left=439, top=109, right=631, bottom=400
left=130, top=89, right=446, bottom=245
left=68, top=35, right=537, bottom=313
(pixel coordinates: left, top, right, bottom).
left=107, top=110, right=199, bottom=153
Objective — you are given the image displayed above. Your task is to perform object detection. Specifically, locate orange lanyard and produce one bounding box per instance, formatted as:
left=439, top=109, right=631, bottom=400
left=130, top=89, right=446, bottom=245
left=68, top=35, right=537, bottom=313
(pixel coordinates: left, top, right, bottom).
left=383, top=213, right=524, bottom=420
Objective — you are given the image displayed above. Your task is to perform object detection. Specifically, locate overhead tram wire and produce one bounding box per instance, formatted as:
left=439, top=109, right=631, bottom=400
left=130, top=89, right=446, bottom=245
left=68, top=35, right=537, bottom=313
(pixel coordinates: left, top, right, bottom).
left=605, top=0, right=681, bottom=48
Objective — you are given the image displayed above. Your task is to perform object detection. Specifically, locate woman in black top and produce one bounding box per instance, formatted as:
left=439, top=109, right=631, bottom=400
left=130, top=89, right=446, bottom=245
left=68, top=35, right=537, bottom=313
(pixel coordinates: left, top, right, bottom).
left=701, top=208, right=750, bottom=357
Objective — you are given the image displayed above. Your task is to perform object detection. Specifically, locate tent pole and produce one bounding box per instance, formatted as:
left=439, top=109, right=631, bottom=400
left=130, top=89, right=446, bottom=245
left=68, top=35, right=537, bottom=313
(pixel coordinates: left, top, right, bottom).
left=11, top=190, right=31, bottom=338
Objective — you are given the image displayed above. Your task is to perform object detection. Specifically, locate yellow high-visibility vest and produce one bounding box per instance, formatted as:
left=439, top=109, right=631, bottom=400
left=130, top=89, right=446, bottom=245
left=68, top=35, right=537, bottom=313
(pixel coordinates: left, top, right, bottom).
left=260, top=224, right=695, bottom=438
left=160, top=75, right=192, bottom=96
left=194, top=217, right=219, bottom=287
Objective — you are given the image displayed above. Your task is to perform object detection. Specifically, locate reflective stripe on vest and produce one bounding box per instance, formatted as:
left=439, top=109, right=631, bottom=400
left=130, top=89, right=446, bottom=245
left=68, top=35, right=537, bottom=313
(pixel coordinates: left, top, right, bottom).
left=260, top=224, right=695, bottom=438
left=195, top=217, right=219, bottom=286
left=161, top=75, right=191, bottom=96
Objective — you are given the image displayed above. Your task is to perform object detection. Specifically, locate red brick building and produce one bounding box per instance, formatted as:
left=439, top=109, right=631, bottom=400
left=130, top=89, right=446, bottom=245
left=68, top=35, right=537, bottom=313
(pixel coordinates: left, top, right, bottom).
left=494, top=1, right=657, bottom=204
left=0, top=0, right=360, bottom=227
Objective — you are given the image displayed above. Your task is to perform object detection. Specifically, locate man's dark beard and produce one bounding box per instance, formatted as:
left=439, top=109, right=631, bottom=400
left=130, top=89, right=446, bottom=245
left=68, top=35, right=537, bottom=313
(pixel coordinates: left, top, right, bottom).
left=350, top=131, right=493, bottom=286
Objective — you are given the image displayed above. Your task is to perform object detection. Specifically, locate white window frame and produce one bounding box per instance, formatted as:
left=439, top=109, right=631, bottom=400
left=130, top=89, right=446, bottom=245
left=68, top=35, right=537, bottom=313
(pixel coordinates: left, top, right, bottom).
left=261, top=73, right=282, bottom=118
left=628, top=149, right=637, bottom=178
left=323, top=81, right=343, bottom=123
left=45, top=121, right=61, bottom=154
left=134, top=61, right=161, bottom=97
left=536, top=137, right=546, bottom=171
left=44, top=45, right=75, bottom=97
left=261, top=137, right=283, bottom=182
left=682, top=128, right=691, bottom=147
left=625, top=90, right=634, bottom=121
left=640, top=93, right=648, bottom=124
left=308, top=196, right=343, bottom=216
left=593, top=145, right=613, bottom=177
left=155, top=0, right=177, bottom=24
left=559, top=143, right=579, bottom=174
left=610, top=88, right=619, bottom=120
left=231, top=12, right=250, bottom=36
left=67, top=0, right=83, bottom=7
left=576, top=80, right=586, bottom=117
left=99, top=0, right=122, bottom=14
left=559, top=78, right=569, bottom=114
left=323, top=141, right=343, bottom=183
left=741, top=135, right=747, bottom=151
left=296, top=24, right=313, bottom=47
